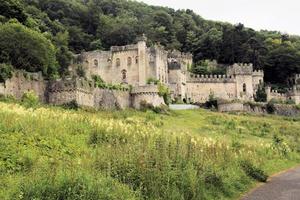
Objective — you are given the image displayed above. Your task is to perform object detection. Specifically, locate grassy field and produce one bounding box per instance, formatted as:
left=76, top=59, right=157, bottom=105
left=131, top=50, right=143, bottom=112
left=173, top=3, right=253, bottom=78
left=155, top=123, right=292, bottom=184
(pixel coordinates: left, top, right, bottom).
left=0, top=101, right=300, bottom=200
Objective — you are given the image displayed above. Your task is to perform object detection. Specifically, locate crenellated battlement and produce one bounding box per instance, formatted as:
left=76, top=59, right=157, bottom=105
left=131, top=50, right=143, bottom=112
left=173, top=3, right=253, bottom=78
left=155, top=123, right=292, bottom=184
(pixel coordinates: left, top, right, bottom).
left=270, top=90, right=287, bottom=97
left=252, top=70, right=264, bottom=76
left=131, top=84, right=160, bottom=95
left=187, top=73, right=235, bottom=83
left=48, top=78, right=94, bottom=93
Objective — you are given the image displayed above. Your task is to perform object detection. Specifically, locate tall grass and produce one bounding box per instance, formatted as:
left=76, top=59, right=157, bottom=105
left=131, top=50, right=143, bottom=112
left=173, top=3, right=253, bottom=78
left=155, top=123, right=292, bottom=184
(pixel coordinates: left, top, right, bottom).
left=0, top=102, right=299, bottom=200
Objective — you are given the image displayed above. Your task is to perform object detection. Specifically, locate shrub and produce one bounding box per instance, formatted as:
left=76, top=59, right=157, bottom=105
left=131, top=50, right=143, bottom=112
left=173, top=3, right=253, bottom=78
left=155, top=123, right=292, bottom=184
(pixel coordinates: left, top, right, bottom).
left=140, top=100, right=155, bottom=112
left=285, top=99, right=295, bottom=105
left=63, top=100, right=80, bottom=110
left=140, top=100, right=170, bottom=114
left=240, top=160, right=268, bottom=182
left=147, top=77, right=159, bottom=85
left=158, top=83, right=171, bottom=105
left=272, top=134, right=291, bottom=156
left=266, top=101, right=276, bottom=114
left=76, top=65, right=86, bottom=78
left=205, top=92, right=218, bottom=109
left=0, top=63, right=13, bottom=83
left=21, top=90, right=39, bottom=108
left=92, top=75, right=105, bottom=87
left=12, top=171, right=140, bottom=200
left=254, top=85, right=267, bottom=102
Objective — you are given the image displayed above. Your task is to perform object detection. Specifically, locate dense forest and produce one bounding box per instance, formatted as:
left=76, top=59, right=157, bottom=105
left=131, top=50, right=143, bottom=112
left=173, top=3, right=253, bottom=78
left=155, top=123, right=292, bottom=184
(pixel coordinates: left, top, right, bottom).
left=1, top=0, right=300, bottom=87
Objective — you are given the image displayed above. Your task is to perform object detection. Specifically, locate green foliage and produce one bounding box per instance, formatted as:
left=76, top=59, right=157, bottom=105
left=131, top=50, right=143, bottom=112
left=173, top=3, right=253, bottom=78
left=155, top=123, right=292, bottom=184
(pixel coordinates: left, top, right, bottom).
left=0, top=0, right=27, bottom=23
left=158, top=83, right=171, bottom=105
left=254, top=85, right=267, bottom=102
left=240, top=160, right=268, bottom=182
left=0, top=0, right=298, bottom=85
left=92, top=75, right=105, bottom=86
left=140, top=100, right=169, bottom=114
left=21, top=90, right=39, bottom=108
left=205, top=92, right=218, bottom=109
left=191, top=60, right=225, bottom=75
left=272, top=134, right=291, bottom=157
left=76, top=65, right=86, bottom=78
left=266, top=101, right=276, bottom=114
left=0, top=63, right=13, bottom=83
left=146, top=77, right=159, bottom=85
left=0, top=22, right=57, bottom=77
left=62, top=100, right=80, bottom=110
left=13, top=170, right=140, bottom=200
left=0, top=102, right=300, bottom=199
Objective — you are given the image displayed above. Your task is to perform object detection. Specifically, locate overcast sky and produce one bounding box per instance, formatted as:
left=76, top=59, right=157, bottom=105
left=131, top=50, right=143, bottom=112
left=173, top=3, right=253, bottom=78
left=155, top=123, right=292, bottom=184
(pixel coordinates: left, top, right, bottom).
left=136, top=0, right=300, bottom=35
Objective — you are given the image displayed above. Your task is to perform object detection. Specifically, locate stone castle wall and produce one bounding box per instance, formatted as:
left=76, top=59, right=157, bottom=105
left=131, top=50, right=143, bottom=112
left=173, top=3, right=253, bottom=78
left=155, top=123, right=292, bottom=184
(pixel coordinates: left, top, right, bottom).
left=0, top=71, right=46, bottom=102
left=94, top=88, right=131, bottom=110
left=218, top=102, right=300, bottom=117
left=186, top=82, right=237, bottom=103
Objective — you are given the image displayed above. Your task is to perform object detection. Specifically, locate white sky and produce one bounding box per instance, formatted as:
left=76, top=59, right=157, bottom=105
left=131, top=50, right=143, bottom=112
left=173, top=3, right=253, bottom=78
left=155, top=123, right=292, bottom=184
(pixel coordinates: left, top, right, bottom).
left=136, top=0, right=300, bottom=35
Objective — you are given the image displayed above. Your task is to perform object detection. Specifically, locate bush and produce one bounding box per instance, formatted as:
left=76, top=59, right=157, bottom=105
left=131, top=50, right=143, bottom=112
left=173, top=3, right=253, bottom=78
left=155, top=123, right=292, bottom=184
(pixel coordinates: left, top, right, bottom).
left=266, top=101, right=276, bottom=114
left=240, top=160, right=268, bottom=182
left=254, top=85, right=267, bottom=102
left=205, top=92, right=218, bottom=109
left=63, top=100, right=80, bottom=110
left=147, top=77, right=159, bottom=85
left=140, top=100, right=155, bottom=112
left=158, top=83, right=171, bottom=105
left=76, top=65, right=86, bottom=78
left=12, top=171, right=140, bottom=200
left=140, top=100, right=169, bottom=114
left=0, top=63, right=13, bottom=83
left=21, top=90, right=39, bottom=108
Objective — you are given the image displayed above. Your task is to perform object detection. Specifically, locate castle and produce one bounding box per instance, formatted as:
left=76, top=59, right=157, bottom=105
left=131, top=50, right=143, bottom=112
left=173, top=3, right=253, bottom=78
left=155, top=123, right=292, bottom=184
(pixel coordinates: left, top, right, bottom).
left=0, top=35, right=299, bottom=108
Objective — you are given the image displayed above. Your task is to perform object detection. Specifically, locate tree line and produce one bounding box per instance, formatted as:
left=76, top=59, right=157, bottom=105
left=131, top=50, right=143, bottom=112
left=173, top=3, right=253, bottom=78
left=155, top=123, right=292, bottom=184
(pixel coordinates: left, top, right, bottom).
left=0, top=0, right=300, bottom=87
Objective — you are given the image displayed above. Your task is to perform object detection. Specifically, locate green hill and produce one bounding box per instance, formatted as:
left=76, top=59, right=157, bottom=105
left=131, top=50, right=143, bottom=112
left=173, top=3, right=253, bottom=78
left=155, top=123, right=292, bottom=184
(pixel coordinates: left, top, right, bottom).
left=0, top=101, right=300, bottom=200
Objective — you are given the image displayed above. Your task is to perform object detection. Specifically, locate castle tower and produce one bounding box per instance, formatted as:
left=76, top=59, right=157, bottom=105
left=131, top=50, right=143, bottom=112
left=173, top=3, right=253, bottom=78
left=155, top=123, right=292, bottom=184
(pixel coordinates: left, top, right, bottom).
left=227, top=63, right=254, bottom=101
left=137, top=34, right=147, bottom=86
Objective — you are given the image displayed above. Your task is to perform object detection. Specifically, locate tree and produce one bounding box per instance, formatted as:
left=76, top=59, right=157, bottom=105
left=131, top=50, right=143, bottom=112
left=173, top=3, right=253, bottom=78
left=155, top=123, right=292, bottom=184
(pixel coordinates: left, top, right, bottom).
left=0, top=0, right=27, bottom=22
left=0, top=22, right=57, bottom=77
left=0, top=63, right=13, bottom=83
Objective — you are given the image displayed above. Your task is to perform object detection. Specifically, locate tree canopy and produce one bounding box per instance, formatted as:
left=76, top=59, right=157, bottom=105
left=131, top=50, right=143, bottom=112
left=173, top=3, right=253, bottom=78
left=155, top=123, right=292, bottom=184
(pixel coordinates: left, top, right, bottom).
left=0, top=0, right=299, bottom=85
left=0, top=22, right=57, bottom=77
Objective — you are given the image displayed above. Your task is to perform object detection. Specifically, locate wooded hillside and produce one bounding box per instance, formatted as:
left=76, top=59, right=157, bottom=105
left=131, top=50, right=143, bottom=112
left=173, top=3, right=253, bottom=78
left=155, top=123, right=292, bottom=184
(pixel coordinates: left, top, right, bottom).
left=1, top=0, right=300, bottom=87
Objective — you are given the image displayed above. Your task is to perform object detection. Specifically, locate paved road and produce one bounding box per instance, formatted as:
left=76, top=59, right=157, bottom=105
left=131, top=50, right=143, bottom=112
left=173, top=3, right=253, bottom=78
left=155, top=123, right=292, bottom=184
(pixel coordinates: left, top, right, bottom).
left=242, top=166, right=300, bottom=200
left=169, top=104, right=200, bottom=110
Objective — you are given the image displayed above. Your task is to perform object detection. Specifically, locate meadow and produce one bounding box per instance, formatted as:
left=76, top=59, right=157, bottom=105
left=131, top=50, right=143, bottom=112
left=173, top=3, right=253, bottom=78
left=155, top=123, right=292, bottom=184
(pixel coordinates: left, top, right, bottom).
left=0, top=101, right=300, bottom=200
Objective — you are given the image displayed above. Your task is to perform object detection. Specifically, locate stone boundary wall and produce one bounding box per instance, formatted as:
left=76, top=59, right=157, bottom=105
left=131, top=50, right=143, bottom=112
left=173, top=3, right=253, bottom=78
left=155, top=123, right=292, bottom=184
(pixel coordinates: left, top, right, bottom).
left=218, top=102, right=300, bottom=117
left=94, top=88, right=131, bottom=110
left=0, top=71, right=46, bottom=102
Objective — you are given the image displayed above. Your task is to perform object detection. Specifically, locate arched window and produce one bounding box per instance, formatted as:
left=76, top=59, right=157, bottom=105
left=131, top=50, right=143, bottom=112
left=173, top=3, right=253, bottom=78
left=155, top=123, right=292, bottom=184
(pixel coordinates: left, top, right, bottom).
left=259, top=79, right=262, bottom=85
left=243, top=83, right=247, bottom=92
left=94, top=59, right=98, bottom=67
left=127, top=57, right=132, bottom=66
left=135, top=56, right=139, bottom=64
left=121, top=69, right=127, bottom=82
left=116, top=58, right=121, bottom=67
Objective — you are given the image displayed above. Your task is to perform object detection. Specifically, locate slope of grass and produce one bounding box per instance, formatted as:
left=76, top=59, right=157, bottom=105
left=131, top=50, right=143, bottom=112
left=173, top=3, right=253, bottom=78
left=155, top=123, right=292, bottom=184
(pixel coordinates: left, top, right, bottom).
left=0, top=102, right=300, bottom=200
